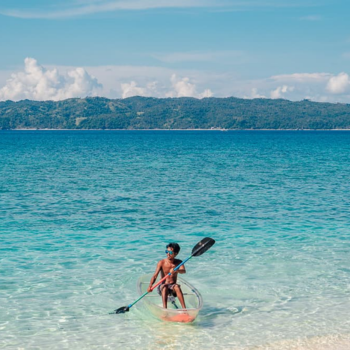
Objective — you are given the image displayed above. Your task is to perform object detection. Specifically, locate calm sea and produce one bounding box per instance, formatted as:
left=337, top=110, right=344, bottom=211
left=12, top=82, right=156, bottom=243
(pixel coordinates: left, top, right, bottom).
left=1, top=130, right=350, bottom=349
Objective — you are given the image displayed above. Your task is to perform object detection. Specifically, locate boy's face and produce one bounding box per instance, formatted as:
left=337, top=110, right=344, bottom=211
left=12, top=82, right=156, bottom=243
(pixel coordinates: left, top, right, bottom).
left=166, top=247, right=177, bottom=260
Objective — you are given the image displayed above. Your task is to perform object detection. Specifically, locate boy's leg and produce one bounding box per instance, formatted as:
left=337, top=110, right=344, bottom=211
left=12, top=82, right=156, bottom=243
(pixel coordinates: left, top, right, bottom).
left=161, top=285, right=168, bottom=308
left=173, top=285, right=186, bottom=309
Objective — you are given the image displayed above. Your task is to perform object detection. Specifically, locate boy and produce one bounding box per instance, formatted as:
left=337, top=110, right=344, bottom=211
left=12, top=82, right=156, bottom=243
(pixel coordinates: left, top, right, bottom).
left=147, top=242, right=187, bottom=309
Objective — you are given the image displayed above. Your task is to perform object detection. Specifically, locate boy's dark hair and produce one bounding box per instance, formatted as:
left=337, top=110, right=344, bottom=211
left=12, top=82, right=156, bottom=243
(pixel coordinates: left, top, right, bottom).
left=167, top=242, right=180, bottom=254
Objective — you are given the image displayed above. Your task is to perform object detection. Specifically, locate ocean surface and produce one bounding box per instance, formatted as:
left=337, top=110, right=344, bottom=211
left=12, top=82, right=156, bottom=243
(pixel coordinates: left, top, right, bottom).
left=1, top=130, right=350, bottom=350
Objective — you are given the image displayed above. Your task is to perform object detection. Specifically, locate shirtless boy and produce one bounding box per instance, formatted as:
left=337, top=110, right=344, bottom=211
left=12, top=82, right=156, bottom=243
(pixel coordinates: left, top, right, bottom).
left=147, top=242, right=187, bottom=309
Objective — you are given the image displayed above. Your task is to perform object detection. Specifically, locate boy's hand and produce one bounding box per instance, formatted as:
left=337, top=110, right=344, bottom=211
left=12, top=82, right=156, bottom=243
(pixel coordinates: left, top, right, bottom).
left=169, top=268, right=177, bottom=275
left=147, top=286, right=153, bottom=293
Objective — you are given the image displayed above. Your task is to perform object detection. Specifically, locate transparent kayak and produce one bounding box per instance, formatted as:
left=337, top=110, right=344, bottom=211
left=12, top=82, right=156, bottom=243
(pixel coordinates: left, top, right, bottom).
left=137, top=274, right=203, bottom=323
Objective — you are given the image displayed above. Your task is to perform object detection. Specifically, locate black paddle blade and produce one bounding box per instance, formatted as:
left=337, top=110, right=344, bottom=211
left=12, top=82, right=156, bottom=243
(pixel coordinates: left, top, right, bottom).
left=114, top=306, right=129, bottom=314
left=192, top=237, right=215, bottom=257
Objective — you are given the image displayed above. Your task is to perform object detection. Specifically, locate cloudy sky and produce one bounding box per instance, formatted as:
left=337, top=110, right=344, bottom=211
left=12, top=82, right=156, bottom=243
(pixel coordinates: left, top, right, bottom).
left=0, top=0, right=350, bottom=102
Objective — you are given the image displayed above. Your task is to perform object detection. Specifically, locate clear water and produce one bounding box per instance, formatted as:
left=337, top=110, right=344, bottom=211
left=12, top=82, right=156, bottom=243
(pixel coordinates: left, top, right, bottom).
left=1, top=130, right=350, bottom=349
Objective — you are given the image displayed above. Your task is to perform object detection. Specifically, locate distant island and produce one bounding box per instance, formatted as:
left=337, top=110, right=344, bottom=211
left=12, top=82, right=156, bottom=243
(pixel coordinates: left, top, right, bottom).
left=1, top=96, right=350, bottom=130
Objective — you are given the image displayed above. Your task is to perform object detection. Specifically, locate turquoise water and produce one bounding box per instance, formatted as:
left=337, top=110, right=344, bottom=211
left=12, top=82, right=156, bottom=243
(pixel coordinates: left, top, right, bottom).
left=1, top=130, right=350, bottom=349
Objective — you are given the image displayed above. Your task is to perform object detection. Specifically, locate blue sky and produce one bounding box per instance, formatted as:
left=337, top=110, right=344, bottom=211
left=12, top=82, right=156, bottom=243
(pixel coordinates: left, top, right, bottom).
left=0, top=0, right=350, bottom=102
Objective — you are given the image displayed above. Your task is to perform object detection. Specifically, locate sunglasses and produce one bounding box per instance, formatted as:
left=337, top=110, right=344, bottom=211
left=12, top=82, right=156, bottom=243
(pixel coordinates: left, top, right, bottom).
left=165, top=250, right=174, bottom=255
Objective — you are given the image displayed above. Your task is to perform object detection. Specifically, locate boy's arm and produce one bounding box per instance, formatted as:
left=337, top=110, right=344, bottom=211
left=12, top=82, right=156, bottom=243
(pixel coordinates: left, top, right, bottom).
left=147, top=261, right=162, bottom=292
left=177, top=263, right=186, bottom=274
left=170, top=260, right=186, bottom=274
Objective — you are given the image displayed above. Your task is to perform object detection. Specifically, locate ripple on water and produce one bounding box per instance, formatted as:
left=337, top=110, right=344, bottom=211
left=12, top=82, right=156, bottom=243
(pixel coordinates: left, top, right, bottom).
left=1, top=131, right=350, bottom=349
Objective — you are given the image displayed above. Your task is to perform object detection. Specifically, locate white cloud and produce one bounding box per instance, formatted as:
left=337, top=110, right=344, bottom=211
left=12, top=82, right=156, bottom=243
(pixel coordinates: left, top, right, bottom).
left=246, top=88, right=266, bottom=99
left=166, top=75, right=198, bottom=98
left=0, top=62, right=216, bottom=100
left=121, top=81, right=146, bottom=98
left=201, top=89, right=214, bottom=98
left=271, top=72, right=331, bottom=83
left=326, top=72, right=350, bottom=94
left=342, top=52, right=350, bottom=59
left=166, top=74, right=213, bottom=98
left=0, top=58, right=102, bottom=101
left=0, top=0, right=313, bottom=19
left=0, top=0, right=220, bottom=19
left=270, top=85, right=294, bottom=99
left=2, top=60, right=350, bottom=103
left=263, top=72, right=350, bottom=101
left=120, top=80, right=160, bottom=98
left=120, top=74, right=213, bottom=99
left=299, top=15, right=322, bottom=21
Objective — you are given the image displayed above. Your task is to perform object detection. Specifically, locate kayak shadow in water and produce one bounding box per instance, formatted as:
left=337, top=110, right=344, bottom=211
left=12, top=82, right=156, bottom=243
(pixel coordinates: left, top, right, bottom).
left=195, top=304, right=246, bottom=327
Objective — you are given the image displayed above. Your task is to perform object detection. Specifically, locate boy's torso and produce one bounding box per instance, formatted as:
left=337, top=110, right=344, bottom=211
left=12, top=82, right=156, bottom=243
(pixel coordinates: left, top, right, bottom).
left=160, top=258, right=182, bottom=284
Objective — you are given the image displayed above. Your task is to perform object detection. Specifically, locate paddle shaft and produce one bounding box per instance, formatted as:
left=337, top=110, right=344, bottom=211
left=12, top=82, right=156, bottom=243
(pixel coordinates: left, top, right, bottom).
left=127, top=255, right=193, bottom=309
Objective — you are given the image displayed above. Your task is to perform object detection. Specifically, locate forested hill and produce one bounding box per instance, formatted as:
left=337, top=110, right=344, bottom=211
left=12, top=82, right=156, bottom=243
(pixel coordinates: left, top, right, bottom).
left=1, top=96, right=350, bottom=130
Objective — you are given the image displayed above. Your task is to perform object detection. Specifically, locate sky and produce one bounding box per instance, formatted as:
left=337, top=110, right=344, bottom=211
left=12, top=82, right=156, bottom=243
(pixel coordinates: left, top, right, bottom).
left=0, top=0, right=350, bottom=102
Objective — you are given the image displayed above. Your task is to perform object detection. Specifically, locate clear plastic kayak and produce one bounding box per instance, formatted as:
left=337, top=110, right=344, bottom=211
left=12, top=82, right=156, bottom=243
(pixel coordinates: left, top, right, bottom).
left=137, top=274, right=203, bottom=323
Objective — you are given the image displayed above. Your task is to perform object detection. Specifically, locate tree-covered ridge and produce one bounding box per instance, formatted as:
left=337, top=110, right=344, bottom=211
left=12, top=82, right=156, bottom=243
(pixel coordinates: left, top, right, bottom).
left=1, top=96, right=350, bottom=130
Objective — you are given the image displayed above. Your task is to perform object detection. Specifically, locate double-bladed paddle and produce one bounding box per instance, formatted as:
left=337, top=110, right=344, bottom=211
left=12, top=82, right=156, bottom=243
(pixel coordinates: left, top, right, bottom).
left=113, top=237, right=215, bottom=314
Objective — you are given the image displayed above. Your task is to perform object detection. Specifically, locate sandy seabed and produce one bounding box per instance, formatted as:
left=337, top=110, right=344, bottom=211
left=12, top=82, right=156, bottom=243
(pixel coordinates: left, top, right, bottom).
left=250, top=333, right=350, bottom=350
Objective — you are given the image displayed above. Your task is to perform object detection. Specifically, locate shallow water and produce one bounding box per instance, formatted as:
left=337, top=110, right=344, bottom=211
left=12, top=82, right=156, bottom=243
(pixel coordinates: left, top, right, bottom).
left=1, top=130, right=350, bottom=349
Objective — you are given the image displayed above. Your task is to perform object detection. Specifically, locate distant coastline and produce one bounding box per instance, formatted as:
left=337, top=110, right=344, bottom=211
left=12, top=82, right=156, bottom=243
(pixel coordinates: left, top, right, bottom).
left=1, top=96, right=350, bottom=130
